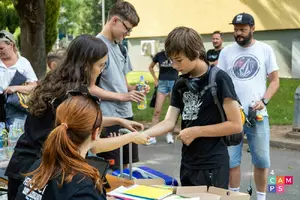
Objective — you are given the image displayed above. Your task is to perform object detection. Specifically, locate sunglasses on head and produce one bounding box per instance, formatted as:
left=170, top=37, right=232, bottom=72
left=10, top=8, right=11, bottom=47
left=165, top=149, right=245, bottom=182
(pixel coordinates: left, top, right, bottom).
left=51, top=89, right=102, bottom=132
left=176, top=76, right=201, bottom=95
left=0, top=33, right=13, bottom=43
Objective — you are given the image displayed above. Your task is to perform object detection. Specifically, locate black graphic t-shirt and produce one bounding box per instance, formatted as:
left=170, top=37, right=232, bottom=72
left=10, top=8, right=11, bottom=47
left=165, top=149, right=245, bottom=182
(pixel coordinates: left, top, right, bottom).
left=207, top=49, right=222, bottom=62
left=170, top=68, right=238, bottom=170
left=16, top=160, right=107, bottom=200
left=153, top=51, right=178, bottom=80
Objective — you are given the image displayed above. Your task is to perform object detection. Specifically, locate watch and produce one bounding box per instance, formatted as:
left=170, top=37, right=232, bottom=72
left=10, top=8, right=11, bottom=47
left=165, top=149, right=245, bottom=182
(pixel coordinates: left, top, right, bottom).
left=261, top=98, right=269, bottom=106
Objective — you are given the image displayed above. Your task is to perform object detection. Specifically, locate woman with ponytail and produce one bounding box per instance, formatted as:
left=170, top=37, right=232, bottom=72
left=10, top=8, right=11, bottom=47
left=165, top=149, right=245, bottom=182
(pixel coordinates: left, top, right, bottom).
left=5, top=34, right=149, bottom=200
left=16, top=95, right=107, bottom=199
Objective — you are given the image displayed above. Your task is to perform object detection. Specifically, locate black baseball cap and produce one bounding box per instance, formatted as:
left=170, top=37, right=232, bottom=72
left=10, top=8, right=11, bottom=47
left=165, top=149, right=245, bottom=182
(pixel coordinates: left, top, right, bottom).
left=230, top=13, right=255, bottom=26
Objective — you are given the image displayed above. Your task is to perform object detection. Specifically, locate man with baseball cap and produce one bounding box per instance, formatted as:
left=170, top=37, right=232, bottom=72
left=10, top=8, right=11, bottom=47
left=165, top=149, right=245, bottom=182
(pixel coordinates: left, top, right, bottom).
left=218, top=13, right=280, bottom=200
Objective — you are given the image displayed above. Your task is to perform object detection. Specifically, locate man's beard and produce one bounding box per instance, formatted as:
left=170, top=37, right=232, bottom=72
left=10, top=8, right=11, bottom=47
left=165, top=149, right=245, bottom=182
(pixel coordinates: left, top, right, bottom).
left=213, top=44, right=222, bottom=49
left=235, top=32, right=253, bottom=46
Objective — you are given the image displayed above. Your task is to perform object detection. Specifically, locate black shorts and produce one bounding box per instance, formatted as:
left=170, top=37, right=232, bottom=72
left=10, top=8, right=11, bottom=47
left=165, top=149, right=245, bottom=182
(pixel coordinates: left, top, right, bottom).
left=180, top=163, right=229, bottom=189
left=97, top=117, right=139, bottom=169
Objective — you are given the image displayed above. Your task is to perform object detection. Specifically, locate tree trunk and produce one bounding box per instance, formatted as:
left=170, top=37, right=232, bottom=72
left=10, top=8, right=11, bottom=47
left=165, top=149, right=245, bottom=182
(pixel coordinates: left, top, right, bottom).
left=14, top=0, right=46, bottom=79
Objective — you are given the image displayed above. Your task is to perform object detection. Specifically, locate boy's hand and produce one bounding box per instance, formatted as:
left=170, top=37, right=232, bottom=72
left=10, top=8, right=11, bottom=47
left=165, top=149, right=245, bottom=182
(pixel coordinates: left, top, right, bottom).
left=132, top=132, right=150, bottom=144
left=135, top=84, right=150, bottom=94
left=177, top=128, right=195, bottom=146
left=144, top=84, right=150, bottom=94
left=122, top=90, right=145, bottom=102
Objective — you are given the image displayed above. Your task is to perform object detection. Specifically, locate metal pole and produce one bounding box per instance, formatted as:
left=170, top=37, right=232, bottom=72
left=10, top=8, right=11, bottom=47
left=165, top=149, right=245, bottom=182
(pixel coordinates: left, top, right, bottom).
left=129, top=143, right=132, bottom=180
left=293, top=86, right=300, bottom=132
left=102, top=0, right=105, bottom=28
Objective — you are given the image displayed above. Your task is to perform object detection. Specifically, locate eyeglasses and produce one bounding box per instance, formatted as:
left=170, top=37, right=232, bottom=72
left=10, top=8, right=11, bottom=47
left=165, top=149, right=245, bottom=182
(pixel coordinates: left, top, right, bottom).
left=51, top=88, right=102, bottom=131
left=117, top=17, right=132, bottom=34
left=0, top=33, right=13, bottom=43
left=99, top=62, right=107, bottom=74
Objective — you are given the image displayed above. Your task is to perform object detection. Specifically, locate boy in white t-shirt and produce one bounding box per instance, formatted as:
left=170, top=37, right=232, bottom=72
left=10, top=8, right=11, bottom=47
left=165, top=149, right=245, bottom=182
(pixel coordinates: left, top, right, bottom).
left=218, top=13, right=280, bottom=200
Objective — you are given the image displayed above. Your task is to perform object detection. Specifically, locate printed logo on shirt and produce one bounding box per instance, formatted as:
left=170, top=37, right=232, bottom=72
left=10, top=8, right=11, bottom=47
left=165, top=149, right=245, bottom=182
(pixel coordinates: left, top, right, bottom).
left=22, top=177, right=48, bottom=200
left=160, top=60, right=172, bottom=68
left=182, top=91, right=203, bottom=121
left=231, top=55, right=260, bottom=80
left=208, top=54, right=218, bottom=60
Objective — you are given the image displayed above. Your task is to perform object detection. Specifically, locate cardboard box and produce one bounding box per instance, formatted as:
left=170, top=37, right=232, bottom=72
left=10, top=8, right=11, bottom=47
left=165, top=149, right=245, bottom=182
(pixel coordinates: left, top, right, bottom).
left=176, top=186, right=250, bottom=200
left=134, top=178, right=165, bottom=186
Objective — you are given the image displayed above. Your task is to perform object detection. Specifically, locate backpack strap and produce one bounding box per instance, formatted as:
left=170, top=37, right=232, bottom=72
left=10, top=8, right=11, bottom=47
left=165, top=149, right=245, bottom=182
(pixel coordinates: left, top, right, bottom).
left=118, top=43, right=127, bottom=60
left=208, top=67, right=226, bottom=122
left=96, top=43, right=127, bottom=86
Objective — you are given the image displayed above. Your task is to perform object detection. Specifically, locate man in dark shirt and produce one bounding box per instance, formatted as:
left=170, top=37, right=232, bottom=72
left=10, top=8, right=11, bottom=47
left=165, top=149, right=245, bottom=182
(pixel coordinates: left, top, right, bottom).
left=142, top=27, right=243, bottom=188
left=207, top=31, right=223, bottom=65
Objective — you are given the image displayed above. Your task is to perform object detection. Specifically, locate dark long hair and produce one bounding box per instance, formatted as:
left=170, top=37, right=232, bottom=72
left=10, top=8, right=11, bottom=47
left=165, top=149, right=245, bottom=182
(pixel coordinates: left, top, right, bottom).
left=29, top=34, right=108, bottom=116
left=26, top=96, right=103, bottom=192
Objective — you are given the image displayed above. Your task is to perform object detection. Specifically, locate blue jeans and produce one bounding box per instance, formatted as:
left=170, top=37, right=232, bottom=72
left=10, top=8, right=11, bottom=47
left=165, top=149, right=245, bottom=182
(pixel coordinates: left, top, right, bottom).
left=228, top=116, right=270, bottom=169
left=157, top=80, right=175, bottom=94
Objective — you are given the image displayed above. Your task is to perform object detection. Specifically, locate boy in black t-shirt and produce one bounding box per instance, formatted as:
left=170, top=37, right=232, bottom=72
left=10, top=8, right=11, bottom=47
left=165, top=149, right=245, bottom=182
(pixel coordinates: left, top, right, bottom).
left=142, top=27, right=243, bottom=188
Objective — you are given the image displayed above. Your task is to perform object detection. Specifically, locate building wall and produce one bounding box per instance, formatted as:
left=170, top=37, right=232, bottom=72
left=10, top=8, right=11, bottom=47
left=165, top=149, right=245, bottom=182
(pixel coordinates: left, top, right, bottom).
left=126, top=0, right=300, bottom=38
left=127, top=29, right=300, bottom=78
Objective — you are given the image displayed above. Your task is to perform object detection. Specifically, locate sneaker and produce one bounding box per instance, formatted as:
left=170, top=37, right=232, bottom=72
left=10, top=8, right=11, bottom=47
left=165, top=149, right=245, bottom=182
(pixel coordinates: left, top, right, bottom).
left=145, top=137, right=157, bottom=145
left=166, top=133, right=174, bottom=144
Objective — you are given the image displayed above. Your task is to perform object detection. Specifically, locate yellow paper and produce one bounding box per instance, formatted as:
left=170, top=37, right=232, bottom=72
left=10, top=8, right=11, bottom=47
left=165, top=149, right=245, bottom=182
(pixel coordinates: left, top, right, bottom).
left=123, top=185, right=173, bottom=200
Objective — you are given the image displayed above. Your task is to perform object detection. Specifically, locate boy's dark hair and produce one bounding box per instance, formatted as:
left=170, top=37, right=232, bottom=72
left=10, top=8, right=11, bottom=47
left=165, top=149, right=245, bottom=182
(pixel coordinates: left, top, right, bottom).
left=108, top=1, right=140, bottom=26
left=212, top=31, right=223, bottom=38
left=165, top=26, right=207, bottom=62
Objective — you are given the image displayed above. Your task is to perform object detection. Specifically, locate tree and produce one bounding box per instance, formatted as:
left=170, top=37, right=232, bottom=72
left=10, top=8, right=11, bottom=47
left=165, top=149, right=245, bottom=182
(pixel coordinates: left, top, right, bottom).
left=14, top=0, right=46, bottom=78
left=79, top=0, right=117, bottom=35
left=0, top=2, right=19, bottom=33
left=46, top=0, right=61, bottom=53
left=58, top=0, right=83, bottom=37
left=0, top=3, right=6, bottom=30
left=6, top=4, right=19, bottom=34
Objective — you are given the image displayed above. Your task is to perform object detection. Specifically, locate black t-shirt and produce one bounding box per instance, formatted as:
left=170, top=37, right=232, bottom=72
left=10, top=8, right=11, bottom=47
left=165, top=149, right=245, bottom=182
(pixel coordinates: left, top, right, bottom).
left=153, top=51, right=178, bottom=81
left=5, top=106, right=55, bottom=180
left=5, top=86, right=91, bottom=180
left=207, top=49, right=222, bottom=62
left=16, top=160, right=106, bottom=200
left=170, top=68, right=238, bottom=170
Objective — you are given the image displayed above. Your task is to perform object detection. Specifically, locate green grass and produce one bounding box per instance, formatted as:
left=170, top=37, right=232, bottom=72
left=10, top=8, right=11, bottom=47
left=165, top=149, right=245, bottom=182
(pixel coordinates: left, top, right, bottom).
left=127, top=72, right=300, bottom=125
left=267, top=78, right=300, bottom=125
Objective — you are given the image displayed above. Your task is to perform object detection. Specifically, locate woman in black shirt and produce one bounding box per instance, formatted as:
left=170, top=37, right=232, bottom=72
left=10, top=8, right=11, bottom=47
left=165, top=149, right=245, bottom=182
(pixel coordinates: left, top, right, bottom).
left=6, top=34, right=148, bottom=199
left=16, top=95, right=107, bottom=199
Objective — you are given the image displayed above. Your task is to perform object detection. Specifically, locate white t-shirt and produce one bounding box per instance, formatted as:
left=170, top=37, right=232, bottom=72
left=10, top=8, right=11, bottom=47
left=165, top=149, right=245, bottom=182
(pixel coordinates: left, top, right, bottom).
left=218, top=40, right=279, bottom=116
left=0, top=56, right=37, bottom=94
